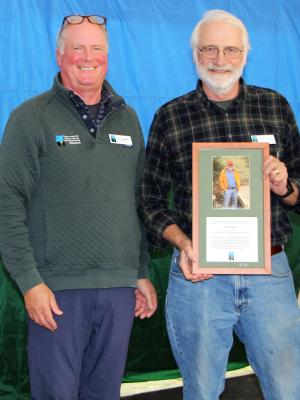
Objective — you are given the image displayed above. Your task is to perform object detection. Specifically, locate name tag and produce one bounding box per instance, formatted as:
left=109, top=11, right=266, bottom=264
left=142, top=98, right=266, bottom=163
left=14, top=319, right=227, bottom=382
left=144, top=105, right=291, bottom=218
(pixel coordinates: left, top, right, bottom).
left=251, top=134, right=276, bottom=144
left=109, top=134, right=133, bottom=146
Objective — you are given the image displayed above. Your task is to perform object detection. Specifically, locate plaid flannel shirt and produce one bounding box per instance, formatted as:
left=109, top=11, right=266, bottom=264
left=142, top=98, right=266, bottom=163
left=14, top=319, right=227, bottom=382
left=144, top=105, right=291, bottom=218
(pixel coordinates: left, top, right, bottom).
left=139, top=79, right=300, bottom=248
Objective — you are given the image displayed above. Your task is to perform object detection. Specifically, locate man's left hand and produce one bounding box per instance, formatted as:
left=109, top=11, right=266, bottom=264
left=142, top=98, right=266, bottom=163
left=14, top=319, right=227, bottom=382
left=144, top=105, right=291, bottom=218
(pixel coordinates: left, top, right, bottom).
left=263, top=155, right=288, bottom=196
left=135, top=279, right=157, bottom=319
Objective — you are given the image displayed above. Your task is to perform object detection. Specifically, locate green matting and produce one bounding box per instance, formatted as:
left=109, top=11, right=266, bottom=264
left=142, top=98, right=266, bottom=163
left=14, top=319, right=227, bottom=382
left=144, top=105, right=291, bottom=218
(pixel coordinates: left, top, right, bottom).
left=1, top=212, right=300, bottom=397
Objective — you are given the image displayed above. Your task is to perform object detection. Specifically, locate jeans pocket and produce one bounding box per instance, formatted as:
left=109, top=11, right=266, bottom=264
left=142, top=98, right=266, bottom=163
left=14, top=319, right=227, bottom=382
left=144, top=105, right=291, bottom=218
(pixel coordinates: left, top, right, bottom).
left=170, top=250, right=183, bottom=276
left=271, top=251, right=292, bottom=278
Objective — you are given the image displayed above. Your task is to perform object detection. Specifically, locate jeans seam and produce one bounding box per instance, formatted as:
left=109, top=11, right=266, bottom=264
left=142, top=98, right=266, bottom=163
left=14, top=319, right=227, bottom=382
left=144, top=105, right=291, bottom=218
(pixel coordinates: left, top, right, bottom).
left=165, top=295, right=187, bottom=385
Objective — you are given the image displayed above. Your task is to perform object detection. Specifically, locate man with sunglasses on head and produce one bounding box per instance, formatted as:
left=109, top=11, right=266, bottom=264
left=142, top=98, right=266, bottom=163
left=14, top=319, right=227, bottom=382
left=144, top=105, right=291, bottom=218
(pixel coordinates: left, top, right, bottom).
left=139, top=9, right=300, bottom=400
left=0, top=15, right=157, bottom=399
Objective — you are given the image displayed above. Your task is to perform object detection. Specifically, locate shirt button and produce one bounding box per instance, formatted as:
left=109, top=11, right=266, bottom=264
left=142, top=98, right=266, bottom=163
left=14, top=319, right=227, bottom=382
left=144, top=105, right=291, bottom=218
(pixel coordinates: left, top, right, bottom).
left=83, top=115, right=87, bottom=119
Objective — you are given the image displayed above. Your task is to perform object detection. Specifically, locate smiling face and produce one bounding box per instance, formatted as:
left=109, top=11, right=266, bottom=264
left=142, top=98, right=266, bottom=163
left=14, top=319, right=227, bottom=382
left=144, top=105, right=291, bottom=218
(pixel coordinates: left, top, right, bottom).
left=196, top=20, right=246, bottom=99
left=226, top=160, right=234, bottom=170
left=56, top=20, right=108, bottom=103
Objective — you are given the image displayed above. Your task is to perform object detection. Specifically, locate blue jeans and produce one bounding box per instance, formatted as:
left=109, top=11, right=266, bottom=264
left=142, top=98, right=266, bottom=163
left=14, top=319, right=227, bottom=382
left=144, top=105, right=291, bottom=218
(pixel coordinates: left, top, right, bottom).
left=223, top=188, right=238, bottom=208
left=166, top=249, right=300, bottom=400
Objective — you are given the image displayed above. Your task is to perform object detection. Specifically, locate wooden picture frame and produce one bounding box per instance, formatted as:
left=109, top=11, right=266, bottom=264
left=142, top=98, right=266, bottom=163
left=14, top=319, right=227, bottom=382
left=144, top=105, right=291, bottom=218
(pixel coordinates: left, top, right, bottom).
left=192, top=142, right=271, bottom=274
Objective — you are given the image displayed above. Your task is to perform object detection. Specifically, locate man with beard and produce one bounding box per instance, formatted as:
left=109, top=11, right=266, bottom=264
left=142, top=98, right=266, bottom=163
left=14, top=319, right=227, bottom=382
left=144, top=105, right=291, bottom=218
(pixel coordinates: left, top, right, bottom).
left=219, top=159, right=240, bottom=208
left=139, top=9, right=300, bottom=400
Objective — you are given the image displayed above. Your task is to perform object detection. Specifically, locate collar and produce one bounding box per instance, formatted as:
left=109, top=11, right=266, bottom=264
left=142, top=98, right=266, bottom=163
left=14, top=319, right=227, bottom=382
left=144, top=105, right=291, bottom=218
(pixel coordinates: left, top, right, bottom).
left=52, top=73, right=123, bottom=108
left=67, top=82, right=113, bottom=110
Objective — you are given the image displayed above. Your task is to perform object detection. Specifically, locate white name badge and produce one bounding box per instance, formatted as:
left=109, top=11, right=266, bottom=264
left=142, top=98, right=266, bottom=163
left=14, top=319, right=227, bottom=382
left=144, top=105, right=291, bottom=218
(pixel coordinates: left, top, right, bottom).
left=109, top=134, right=133, bottom=146
left=251, top=134, right=276, bottom=144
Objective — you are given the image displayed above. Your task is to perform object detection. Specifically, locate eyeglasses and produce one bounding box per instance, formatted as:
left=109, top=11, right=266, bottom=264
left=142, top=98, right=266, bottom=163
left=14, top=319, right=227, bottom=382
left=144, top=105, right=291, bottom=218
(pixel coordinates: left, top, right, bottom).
left=60, top=15, right=107, bottom=34
left=198, top=46, right=243, bottom=59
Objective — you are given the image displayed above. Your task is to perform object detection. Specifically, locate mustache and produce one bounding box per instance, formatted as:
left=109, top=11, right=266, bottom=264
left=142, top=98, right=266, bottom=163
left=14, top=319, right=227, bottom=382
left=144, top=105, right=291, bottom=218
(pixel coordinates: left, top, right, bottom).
left=207, top=64, right=234, bottom=72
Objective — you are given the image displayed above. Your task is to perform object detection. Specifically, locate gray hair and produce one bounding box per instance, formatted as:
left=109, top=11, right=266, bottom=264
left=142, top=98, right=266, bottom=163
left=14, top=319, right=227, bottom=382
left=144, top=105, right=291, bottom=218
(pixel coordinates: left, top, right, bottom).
left=191, top=9, right=250, bottom=63
left=56, top=22, right=108, bottom=54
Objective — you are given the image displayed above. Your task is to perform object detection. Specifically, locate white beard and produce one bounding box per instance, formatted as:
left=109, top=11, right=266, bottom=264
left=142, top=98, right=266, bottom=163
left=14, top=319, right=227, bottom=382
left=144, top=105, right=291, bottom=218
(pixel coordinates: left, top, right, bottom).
left=196, top=62, right=245, bottom=95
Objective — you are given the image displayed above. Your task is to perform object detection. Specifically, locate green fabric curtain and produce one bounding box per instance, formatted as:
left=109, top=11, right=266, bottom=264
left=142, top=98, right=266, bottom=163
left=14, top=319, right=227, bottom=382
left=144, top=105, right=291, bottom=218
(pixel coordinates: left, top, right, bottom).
left=0, top=266, right=30, bottom=398
left=0, top=212, right=299, bottom=396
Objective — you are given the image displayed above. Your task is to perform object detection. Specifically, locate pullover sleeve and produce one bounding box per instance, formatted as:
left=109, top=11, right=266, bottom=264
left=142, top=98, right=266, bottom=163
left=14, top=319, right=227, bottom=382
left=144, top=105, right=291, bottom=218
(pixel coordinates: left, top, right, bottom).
left=135, top=146, right=150, bottom=279
left=0, top=110, right=44, bottom=294
left=129, top=108, right=150, bottom=279
left=138, top=109, right=177, bottom=248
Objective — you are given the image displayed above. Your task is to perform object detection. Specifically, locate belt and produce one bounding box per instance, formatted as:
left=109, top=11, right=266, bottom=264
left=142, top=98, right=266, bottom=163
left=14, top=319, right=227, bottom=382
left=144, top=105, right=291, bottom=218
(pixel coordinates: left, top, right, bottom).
left=271, top=245, right=282, bottom=256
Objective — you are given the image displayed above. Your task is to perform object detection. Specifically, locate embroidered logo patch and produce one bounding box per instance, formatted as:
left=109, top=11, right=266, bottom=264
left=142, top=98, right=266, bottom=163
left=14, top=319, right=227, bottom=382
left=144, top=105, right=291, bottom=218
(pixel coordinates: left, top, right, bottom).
left=56, top=135, right=65, bottom=146
left=55, top=135, right=81, bottom=146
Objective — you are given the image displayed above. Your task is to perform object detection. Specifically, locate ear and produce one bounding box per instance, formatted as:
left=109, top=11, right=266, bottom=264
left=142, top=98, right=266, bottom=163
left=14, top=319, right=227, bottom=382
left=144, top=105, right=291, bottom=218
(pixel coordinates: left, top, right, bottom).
left=242, top=51, right=248, bottom=67
left=56, top=48, right=63, bottom=68
left=192, top=47, right=199, bottom=65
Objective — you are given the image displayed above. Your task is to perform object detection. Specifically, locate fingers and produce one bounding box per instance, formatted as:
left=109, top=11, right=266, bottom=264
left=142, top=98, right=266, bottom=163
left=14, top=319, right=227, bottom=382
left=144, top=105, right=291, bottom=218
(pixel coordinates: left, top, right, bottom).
left=49, top=296, right=63, bottom=316
left=178, top=244, right=213, bottom=282
left=27, top=305, right=58, bottom=331
left=135, top=291, right=149, bottom=319
left=135, top=280, right=158, bottom=319
left=191, top=274, right=214, bottom=283
left=180, top=261, right=213, bottom=282
left=40, top=295, right=64, bottom=331
left=39, top=309, right=57, bottom=331
left=144, top=290, right=157, bottom=318
left=263, top=155, right=289, bottom=195
left=263, top=155, right=277, bottom=178
left=138, top=290, right=157, bottom=319
left=24, top=283, right=63, bottom=331
left=179, top=238, right=197, bottom=263
left=263, top=156, right=287, bottom=183
left=143, top=285, right=157, bottom=313
left=134, top=288, right=147, bottom=318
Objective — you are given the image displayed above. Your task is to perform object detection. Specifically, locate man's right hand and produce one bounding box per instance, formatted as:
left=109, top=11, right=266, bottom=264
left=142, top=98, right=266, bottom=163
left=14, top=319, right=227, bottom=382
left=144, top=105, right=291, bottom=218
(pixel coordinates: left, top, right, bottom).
left=24, top=283, right=63, bottom=331
left=178, top=238, right=213, bottom=282
left=163, top=224, right=213, bottom=282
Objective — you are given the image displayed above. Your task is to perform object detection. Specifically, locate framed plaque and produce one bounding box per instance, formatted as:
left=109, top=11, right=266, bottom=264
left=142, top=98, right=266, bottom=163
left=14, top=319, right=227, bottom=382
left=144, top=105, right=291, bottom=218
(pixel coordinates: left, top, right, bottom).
left=192, top=142, right=271, bottom=274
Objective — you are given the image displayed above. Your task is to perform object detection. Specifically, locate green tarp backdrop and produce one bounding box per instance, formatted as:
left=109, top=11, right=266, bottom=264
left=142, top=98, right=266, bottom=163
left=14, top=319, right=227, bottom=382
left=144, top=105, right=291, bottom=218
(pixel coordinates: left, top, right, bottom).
left=1, top=0, right=300, bottom=397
